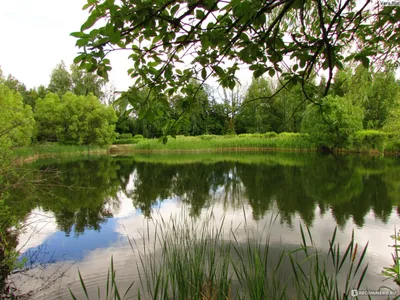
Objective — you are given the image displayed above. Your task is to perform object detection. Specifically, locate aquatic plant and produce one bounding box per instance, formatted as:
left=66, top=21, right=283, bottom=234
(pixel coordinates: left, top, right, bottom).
left=70, top=210, right=373, bottom=299
left=382, top=228, right=400, bottom=286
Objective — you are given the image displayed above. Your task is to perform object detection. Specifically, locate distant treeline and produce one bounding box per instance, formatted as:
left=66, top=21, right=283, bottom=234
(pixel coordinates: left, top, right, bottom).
left=0, top=62, right=399, bottom=151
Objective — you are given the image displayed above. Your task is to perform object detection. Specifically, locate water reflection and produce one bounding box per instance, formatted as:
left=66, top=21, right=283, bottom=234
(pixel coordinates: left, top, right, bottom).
left=4, top=152, right=400, bottom=298
left=6, top=153, right=400, bottom=237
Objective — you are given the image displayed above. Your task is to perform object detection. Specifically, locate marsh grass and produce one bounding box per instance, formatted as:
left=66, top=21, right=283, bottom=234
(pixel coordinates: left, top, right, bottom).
left=71, top=210, right=378, bottom=300
left=126, top=133, right=314, bottom=152
left=382, top=228, right=400, bottom=286
left=13, top=143, right=108, bottom=158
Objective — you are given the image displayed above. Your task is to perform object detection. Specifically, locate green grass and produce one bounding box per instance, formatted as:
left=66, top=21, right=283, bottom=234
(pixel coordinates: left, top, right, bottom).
left=118, top=152, right=310, bottom=167
left=114, top=133, right=315, bottom=152
left=70, top=211, right=383, bottom=300
left=13, top=143, right=108, bottom=158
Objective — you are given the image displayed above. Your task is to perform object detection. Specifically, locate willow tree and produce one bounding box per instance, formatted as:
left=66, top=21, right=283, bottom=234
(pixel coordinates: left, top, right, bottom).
left=72, top=0, right=399, bottom=134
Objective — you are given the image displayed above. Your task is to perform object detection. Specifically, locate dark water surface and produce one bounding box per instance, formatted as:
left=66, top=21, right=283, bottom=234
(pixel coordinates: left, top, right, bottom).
left=8, top=152, right=400, bottom=298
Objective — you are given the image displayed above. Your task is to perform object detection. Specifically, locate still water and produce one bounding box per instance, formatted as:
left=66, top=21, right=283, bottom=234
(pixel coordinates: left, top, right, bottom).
left=7, top=152, right=400, bottom=298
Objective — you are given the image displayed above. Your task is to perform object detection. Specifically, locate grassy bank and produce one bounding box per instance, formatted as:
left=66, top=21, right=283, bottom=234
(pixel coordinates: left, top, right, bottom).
left=113, top=133, right=316, bottom=153
left=112, top=132, right=400, bottom=155
left=70, top=212, right=379, bottom=300
left=119, top=152, right=309, bottom=167
left=13, top=143, right=109, bottom=163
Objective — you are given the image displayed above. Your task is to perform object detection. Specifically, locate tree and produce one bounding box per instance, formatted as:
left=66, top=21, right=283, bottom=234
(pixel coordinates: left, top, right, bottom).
left=363, top=69, right=400, bottom=129
left=48, top=61, right=109, bottom=101
left=73, top=0, right=399, bottom=119
left=236, top=78, right=273, bottom=134
left=169, top=81, right=211, bottom=135
left=301, top=95, right=363, bottom=150
left=58, top=92, right=117, bottom=145
left=34, top=93, right=64, bottom=142
left=3, top=75, right=27, bottom=97
left=0, top=67, right=48, bottom=109
left=0, top=84, right=35, bottom=148
left=70, top=63, right=107, bottom=99
left=48, top=61, right=72, bottom=97
left=35, top=92, right=117, bottom=145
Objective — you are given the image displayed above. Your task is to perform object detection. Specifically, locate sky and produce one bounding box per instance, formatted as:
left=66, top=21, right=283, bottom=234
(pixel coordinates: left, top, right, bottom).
left=1, top=1, right=397, bottom=94
left=0, top=0, right=256, bottom=93
left=0, top=0, right=135, bottom=91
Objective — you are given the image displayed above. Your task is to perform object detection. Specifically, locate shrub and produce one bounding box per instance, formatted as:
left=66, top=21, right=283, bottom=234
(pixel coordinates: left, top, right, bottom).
left=264, top=132, right=278, bottom=138
left=198, top=134, right=217, bottom=140
left=238, top=133, right=261, bottom=138
left=119, top=133, right=133, bottom=139
left=113, top=138, right=137, bottom=145
left=351, top=130, right=387, bottom=152
left=301, top=95, right=363, bottom=150
left=385, top=133, right=400, bottom=152
left=279, top=132, right=302, bottom=137
left=133, top=134, right=145, bottom=139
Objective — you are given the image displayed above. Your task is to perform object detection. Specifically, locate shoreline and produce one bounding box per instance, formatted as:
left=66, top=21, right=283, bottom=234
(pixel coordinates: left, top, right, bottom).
left=109, top=144, right=399, bottom=156
left=12, top=143, right=400, bottom=166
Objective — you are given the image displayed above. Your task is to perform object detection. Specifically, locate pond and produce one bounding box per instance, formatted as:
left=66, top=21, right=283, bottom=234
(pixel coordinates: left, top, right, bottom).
left=6, top=152, right=400, bottom=299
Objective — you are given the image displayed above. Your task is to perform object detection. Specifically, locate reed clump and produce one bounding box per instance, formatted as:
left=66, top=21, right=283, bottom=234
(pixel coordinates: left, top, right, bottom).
left=126, top=133, right=314, bottom=152
left=71, top=210, right=381, bottom=299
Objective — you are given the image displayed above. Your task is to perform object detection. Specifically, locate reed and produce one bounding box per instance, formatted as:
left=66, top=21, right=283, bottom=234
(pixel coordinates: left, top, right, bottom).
left=70, top=209, right=379, bottom=299
left=124, top=133, right=315, bottom=152
left=13, top=143, right=108, bottom=158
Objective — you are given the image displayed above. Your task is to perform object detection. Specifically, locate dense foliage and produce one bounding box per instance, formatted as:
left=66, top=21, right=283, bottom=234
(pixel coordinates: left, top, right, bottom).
left=35, top=92, right=117, bottom=145
left=73, top=0, right=398, bottom=130
left=0, top=84, right=35, bottom=148
left=0, top=83, right=35, bottom=296
left=1, top=61, right=400, bottom=151
left=301, top=95, right=364, bottom=149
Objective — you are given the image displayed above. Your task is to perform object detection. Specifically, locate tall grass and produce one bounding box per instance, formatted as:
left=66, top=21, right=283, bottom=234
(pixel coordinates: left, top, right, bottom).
left=70, top=210, right=381, bottom=299
left=13, top=143, right=108, bottom=158
left=115, top=133, right=315, bottom=152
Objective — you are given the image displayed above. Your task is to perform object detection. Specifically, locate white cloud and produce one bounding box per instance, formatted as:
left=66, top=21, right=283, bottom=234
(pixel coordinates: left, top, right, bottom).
left=1, top=1, right=397, bottom=97
left=0, top=0, right=133, bottom=91
left=17, top=208, right=57, bottom=254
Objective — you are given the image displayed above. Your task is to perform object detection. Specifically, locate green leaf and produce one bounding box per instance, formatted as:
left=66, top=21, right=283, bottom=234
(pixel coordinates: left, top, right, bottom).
left=213, top=66, right=224, bottom=77
left=70, top=32, right=87, bottom=38
left=196, top=9, right=205, bottom=19
left=81, top=15, right=98, bottom=31
left=73, top=54, right=86, bottom=64
left=360, top=56, right=370, bottom=69
left=254, top=66, right=267, bottom=78
left=268, top=68, right=275, bottom=77
left=82, top=3, right=93, bottom=10
left=201, top=68, right=207, bottom=80
left=153, top=35, right=162, bottom=44
left=170, top=4, right=180, bottom=16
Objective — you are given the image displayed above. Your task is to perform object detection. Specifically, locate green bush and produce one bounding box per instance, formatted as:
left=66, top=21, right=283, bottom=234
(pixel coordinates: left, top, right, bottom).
left=351, top=130, right=387, bottom=152
left=238, top=133, right=264, bottom=138
left=385, top=133, right=400, bottom=152
left=199, top=134, right=217, bottom=140
left=279, top=132, right=302, bottom=137
left=113, top=138, right=137, bottom=145
left=119, top=133, right=133, bottom=139
left=133, top=134, right=145, bottom=139
left=301, top=95, right=364, bottom=150
left=264, top=131, right=278, bottom=138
